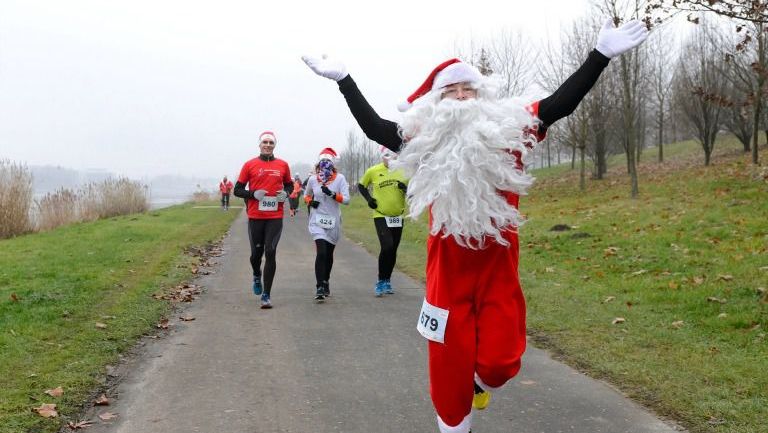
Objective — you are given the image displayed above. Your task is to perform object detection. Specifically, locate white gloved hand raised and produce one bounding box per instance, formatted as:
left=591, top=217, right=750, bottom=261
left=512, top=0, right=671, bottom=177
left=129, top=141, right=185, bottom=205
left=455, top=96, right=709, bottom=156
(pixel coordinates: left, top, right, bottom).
left=275, top=190, right=288, bottom=202
left=252, top=189, right=267, bottom=200
left=301, top=54, right=349, bottom=82
left=595, top=19, right=648, bottom=59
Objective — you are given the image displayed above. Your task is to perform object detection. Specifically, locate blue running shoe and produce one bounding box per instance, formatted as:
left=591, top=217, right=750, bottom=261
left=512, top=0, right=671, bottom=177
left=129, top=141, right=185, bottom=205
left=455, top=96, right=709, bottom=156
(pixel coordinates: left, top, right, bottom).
left=252, top=278, right=263, bottom=295
left=260, top=293, right=272, bottom=309
left=315, top=285, right=325, bottom=302
left=374, top=280, right=385, bottom=297
left=384, top=279, right=394, bottom=295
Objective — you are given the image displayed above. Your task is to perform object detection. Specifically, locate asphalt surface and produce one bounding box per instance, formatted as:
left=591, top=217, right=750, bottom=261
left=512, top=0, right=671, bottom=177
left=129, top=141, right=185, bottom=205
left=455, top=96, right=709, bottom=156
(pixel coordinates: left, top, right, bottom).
left=86, top=208, right=683, bottom=433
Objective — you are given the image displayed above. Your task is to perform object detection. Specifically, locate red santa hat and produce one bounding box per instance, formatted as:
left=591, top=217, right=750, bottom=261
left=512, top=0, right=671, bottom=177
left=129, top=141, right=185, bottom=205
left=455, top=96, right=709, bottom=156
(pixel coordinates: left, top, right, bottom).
left=397, top=58, right=483, bottom=112
left=259, top=130, right=277, bottom=143
left=318, top=147, right=338, bottom=162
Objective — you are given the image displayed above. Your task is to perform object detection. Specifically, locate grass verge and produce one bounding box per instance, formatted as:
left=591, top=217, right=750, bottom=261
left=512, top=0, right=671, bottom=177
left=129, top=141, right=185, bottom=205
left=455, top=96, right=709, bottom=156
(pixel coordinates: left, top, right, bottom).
left=0, top=202, right=239, bottom=433
left=342, top=136, right=768, bottom=433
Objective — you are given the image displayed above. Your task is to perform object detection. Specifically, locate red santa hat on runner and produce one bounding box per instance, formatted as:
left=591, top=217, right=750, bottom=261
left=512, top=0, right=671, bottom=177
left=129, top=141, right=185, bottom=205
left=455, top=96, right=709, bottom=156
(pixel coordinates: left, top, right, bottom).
left=318, top=147, right=338, bottom=162
left=397, top=58, right=483, bottom=112
left=259, top=130, right=277, bottom=143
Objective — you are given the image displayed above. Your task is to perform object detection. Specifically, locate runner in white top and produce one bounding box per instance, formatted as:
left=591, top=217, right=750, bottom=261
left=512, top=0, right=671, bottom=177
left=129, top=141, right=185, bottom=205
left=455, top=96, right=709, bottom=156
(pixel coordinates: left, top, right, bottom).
left=303, top=147, right=350, bottom=301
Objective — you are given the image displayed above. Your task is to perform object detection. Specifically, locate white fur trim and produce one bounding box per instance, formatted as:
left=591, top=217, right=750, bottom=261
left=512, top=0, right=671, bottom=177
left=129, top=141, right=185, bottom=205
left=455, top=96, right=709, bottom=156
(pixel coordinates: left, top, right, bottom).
left=437, top=412, right=472, bottom=433
left=433, top=63, right=482, bottom=91
left=397, top=101, right=412, bottom=112
left=474, top=372, right=501, bottom=392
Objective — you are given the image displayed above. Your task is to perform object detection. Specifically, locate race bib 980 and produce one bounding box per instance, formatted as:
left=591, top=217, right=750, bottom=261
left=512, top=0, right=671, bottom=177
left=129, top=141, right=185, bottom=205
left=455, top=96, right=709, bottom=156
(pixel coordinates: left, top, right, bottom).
left=416, top=298, right=449, bottom=344
left=259, top=197, right=278, bottom=211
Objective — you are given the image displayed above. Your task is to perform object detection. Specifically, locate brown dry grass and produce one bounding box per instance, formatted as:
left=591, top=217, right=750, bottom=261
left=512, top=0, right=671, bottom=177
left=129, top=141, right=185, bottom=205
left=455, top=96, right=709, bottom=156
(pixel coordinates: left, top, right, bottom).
left=0, top=160, right=34, bottom=239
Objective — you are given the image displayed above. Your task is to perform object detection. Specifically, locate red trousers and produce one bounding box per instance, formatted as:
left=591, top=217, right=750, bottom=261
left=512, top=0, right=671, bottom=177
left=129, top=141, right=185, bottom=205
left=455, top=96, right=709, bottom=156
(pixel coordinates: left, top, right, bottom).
left=425, top=228, right=526, bottom=429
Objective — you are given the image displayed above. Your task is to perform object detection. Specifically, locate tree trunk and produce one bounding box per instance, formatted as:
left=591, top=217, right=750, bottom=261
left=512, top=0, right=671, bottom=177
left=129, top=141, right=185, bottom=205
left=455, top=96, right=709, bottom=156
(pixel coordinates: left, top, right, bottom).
left=620, top=56, right=639, bottom=198
left=658, top=105, right=664, bottom=163
left=579, top=145, right=586, bottom=191
left=753, top=23, right=764, bottom=165
left=571, top=144, right=576, bottom=170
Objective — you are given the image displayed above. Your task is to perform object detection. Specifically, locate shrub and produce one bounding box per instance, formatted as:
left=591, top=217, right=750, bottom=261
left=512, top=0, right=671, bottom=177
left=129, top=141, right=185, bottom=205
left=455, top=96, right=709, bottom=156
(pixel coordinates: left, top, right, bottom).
left=0, top=160, right=34, bottom=239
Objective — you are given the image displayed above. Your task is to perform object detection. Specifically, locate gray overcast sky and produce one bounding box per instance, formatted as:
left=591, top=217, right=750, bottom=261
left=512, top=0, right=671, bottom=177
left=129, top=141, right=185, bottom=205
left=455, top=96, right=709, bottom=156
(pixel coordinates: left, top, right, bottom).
left=1, top=0, right=590, bottom=179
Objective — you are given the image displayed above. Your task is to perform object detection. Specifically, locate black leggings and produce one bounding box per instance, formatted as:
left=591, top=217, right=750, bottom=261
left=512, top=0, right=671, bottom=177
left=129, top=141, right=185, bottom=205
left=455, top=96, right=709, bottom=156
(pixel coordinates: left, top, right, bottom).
left=314, top=239, right=336, bottom=288
left=374, top=217, right=403, bottom=280
left=221, top=193, right=230, bottom=207
left=247, top=218, right=283, bottom=295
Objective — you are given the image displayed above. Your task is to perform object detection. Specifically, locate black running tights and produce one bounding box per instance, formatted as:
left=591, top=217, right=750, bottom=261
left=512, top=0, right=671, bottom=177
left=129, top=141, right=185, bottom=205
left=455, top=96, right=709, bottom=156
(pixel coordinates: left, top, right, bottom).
left=374, top=217, right=403, bottom=280
left=314, top=239, right=336, bottom=288
left=248, top=218, right=283, bottom=295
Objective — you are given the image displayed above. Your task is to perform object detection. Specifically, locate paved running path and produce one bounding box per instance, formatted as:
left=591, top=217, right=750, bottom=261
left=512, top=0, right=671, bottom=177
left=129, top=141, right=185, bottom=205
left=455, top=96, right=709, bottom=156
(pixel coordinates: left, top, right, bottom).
left=88, top=209, right=683, bottom=433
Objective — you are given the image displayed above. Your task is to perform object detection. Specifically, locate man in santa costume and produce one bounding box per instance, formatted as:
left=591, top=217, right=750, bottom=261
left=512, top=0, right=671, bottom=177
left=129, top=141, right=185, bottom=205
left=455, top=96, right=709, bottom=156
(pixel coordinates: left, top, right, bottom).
left=303, top=19, right=647, bottom=433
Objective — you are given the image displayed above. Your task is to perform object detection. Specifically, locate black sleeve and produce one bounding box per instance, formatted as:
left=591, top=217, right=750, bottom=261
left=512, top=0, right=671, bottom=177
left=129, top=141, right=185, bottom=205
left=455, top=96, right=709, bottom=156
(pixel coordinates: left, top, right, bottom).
left=283, top=181, right=294, bottom=195
left=233, top=181, right=250, bottom=199
left=537, top=49, right=611, bottom=128
left=357, top=183, right=373, bottom=202
left=337, top=75, right=403, bottom=152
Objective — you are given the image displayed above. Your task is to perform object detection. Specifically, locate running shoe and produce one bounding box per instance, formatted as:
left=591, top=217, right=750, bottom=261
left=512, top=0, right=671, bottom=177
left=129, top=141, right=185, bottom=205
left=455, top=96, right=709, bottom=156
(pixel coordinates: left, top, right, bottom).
left=252, top=278, right=263, bottom=295
left=315, top=286, right=325, bottom=302
left=383, top=279, right=394, bottom=295
left=322, top=283, right=330, bottom=297
left=374, top=280, right=385, bottom=297
left=260, top=293, right=272, bottom=309
left=472, top=381, right=491, bottom=410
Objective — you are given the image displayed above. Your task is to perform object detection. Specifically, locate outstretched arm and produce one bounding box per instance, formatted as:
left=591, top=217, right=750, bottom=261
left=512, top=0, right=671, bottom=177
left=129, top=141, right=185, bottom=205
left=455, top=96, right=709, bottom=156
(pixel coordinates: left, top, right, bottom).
left=303, top=55, right=402, bottom=152
left=536, top=19, right=648, bottom=130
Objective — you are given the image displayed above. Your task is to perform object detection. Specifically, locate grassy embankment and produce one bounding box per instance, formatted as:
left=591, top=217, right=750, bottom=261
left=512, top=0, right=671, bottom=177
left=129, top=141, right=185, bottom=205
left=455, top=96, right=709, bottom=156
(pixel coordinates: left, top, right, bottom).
left=342, top=136, right=768, bottom=433
left=0, top=202, right=239, bottom=433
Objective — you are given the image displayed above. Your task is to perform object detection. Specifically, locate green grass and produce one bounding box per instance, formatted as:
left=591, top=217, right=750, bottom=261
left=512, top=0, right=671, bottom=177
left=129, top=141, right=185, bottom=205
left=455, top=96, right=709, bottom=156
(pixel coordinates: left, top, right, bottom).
left=342, top=135, right=768, bottom=433
left=0, top=202, right=238, bottom=433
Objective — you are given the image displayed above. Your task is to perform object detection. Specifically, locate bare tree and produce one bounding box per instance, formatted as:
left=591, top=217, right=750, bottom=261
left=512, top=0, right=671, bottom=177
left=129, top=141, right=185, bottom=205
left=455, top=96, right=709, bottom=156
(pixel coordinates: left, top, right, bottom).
left=488, top=29, right=534, bottom=97
left=647, top=25, right=676, bottom=162
left=675, top=19, right=728, bottom=165
left=339, top=128, right=379, bottom=189
left=597, top=0, right=652, bottom=198
left=645, top=0, right=768, bottom=164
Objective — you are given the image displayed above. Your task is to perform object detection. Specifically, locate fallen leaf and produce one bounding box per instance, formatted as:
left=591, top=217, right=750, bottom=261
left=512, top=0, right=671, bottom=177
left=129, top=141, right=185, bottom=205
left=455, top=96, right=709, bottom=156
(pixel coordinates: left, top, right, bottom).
left=718, top=274, right=734, bottom=281
left=44, top=387, right=63, bottom=397
left=94, top=394, right=109, bottom=406
left=631, top=269, right=647, bottom=276
left=98, top=412, right=118, bottom=421
left=612, top=317, right=626, bottom=325
left=718, top=313, right=728, bottom=319
left=95, top=323, right=108, bottom=330
left=68, top=420, right=93, bottom=429
left=156, top=319, right=170, bottom=329
left=179, top=316, right=196, bottom=322
left=602, top=296, right=616, bottom=304
left=10, top=292, right=19, bottom=302
left=671, top=320, right=684, bottom=329
left=545, top=267, right=555, bottom=273
left=34, top=403, right=57, bottom=418
left=707, top=297, right=728, bottom=304
left=693, top=276, right=705, bottom=285
left=668, top=281, right=679, bottom=289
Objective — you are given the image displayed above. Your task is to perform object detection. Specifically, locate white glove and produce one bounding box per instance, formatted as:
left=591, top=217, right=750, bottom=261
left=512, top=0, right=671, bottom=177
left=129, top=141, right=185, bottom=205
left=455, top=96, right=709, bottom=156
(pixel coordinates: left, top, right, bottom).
left=595, top=19, right=648, bottom=59
left=301, top=54, right=349, bottom=82
left=275, top=190, right=288, bottom=202
left=252, top=189, right=267, bottom=200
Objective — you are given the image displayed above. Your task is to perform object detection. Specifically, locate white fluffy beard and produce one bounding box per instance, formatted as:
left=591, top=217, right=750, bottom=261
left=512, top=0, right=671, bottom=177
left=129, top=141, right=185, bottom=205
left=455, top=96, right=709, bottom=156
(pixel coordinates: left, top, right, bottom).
left=393, top=86, right=538, bottom=249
